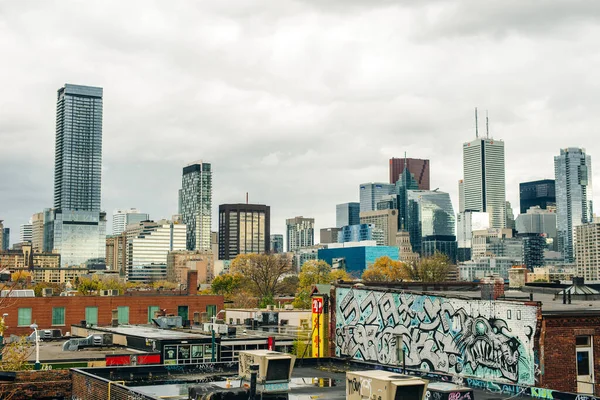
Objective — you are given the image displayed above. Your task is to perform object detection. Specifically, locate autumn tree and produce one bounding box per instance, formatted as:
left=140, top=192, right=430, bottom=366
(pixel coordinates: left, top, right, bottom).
left=293, top=260, right=350, bottom=309
left=211, top=273, right=246, bottom=297
left=277, top=275, right=299, bottom=296
left=229, top=254, right=292, bottom=303
left=400, top=252, right=451, bottom=282
left=361, top=256, right=407, bottom=282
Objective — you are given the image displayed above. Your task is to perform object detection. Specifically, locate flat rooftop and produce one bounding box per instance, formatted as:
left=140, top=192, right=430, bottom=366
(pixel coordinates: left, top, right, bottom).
left=120, top=364, right=518, bottom=400
left=27, top=340, right=139, bottom=362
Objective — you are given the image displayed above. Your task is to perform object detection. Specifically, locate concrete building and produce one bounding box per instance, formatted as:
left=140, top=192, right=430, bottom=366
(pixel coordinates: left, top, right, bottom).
left=293, top=247, right=322, bottom=271
left=105, top=233, right=127, bottom=275
left=218, top=204, right=270, bottom=260
left=20, top=223, right=32, bottom=243
left=471, top=228, right=515, bottom=259
left=270, top=234, right=284, bottom=253
left=286, top=216, right=314, bottom=252
left=338, top=224, right=383, bottom=245
left=456, top=211, right=489, bottom=262
left=336, top=202, right=360, bottom=228
left=359, top=209, right=398, bottom=246
left=128, top=220, right=187, bottom=283
left=555, top=147, right=593, bottom=262
left=461, top=133, right=506, bottom=228
left=459, top=256, right=519, bottom=281
left=519, top=179, right=556, bottom=214
left=575, top=219, right=600, bottom=281
left=179, top=162, right=212, bottom=251
left=31, top=209, right=55, bottom=253
left=319, top=228, right=339, bottom=244
left=359, top=183, right=395, bottom=213
left=318, top=242, right=399, bottom=276
left=167, top=249, right=214, bottom=286
left=52, top=84, right=106, bottom=268
left=395, top=230, right=419, bottom=263
left=515, top=206, right=558, bottom=251
left=112, top=209, right=149, bottom=235
left=389, top=157, right=430, bottom=190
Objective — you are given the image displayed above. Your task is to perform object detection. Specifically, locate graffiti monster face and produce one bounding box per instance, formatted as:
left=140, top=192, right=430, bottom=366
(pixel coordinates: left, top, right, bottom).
left=461, top=317, right=520, bottom=382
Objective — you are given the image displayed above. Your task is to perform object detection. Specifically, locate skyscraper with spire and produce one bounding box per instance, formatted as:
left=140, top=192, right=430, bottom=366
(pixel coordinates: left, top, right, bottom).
left=460, top=109, right=506, bottom=229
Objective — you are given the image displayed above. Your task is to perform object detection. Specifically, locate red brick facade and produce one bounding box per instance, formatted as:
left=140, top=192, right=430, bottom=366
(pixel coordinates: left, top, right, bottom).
left=0, top=370, right=71, bottom=400
left=1, top=293, right=223, bottom=336
left=539, top=315, right=600, bottom=394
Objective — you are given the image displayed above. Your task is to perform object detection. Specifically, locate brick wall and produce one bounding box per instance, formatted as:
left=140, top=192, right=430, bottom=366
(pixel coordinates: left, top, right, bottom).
left=539, top=315, right=600, bottom=394
left=1, top=294, right=223, bottom=336
left=0, top=369, right=71, bottom=400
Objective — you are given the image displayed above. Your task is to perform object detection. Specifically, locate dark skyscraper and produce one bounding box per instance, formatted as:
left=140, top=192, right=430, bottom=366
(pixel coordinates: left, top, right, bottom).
left=389, top=157, right=430, bottom=190
left=519, top=179, right=556, bottom=214
left=179, top=161, right=212, bottom=251
left=218, top=204, right=270, bottom=260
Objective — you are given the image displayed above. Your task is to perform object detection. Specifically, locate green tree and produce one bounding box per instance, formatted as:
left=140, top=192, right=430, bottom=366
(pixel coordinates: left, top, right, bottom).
left=211, top=273, right=245, bottom=296
left=361, top=256, right=407, bottom=282
left=277, top=275, right=299, bottom=296
left=77, top=276, right=100, bottom=295
left=229, top=254, right=292, bottom=301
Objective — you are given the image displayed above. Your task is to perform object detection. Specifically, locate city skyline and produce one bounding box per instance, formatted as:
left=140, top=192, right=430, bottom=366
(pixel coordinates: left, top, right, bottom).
left=2, top=2, right=600, bottom=244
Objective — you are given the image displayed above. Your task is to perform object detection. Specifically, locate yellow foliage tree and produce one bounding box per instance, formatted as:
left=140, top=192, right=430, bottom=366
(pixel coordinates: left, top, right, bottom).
left=11, top=271, right=31, bottom=284
left=293, top=260, right=351, bottom=309
left=229, top=254, right=292, bottom=301
left=362, top=256, right=407, bottom=282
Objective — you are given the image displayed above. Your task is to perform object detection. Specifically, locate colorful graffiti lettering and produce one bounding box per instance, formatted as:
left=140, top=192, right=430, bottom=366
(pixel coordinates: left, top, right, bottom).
left=335, top=287, right=538, bottom=385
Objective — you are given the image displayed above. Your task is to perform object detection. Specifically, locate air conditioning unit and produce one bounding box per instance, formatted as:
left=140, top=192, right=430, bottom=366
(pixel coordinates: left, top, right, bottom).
left=100, top=290, right=111, bottom=296
left=42, top=288, right=53, bottom=297
left=283, top=304, right=294, bottom=310
left=346, top=371, right=428, bottom=400
left=110, top=289, right=119, bottom=296
left=238, top=350, right=296, bottom=392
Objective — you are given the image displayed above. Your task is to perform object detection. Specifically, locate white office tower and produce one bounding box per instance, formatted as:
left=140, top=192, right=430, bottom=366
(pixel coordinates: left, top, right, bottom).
left=112, top=209, right=150, bottom=235
left=461, top=110, right=506, bottom=229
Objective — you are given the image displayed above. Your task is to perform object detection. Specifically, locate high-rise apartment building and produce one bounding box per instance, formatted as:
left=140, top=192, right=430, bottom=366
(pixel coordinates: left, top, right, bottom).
left=218, top=204, right=270, bottom=260
left=461, top=135, right=506, bottom=228
left=179, top=162, right=212, bottom=251
left=359, top=183, right=395, bottom=213
left=286, top=216, right=315, bottom=252
left=519, top=179, right=556, bottom=214
left=31, top=209, right=54, bottom=253
left=359, top=209, right=398, bottom=247
left=270, top=234, right=284, bottom=253
left=575, top=219, right=600, bottom=281
left=19, top=223, right=32, bottom=243
left=389, top=157, right=430, bottom=190
left=52, top=84, right=106, bottom=267
left=336, top=202, right=360, bottom=228
left=112, top=209, right=149, bottom=235
left=128, top=220, right=186, bottom=282
left=106, top=233, right=127, bottom=276
left=555, top=148, right=593, bottom=262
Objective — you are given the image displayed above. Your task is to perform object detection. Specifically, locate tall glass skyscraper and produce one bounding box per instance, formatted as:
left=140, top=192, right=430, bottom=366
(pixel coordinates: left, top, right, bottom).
left=407, top=190, right=456, bottom=259
left=336, top=202, right=360, bottom=228
left=52, top=84, right=106, bottom=267
left=179, top=162, right=212, bottom=251
left=359, top=183, right=395, bottom=213
left=554, top=148, right=593, bottom=262
left=462, top=138, right=506, bottom=228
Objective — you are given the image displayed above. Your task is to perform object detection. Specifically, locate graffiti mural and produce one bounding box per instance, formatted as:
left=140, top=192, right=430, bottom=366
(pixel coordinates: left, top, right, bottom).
left=335, top=287, right=538, bottom=385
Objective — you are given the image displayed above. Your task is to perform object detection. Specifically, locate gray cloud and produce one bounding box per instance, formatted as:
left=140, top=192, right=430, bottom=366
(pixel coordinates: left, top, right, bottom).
left=1, top=0, right=599, bottom=246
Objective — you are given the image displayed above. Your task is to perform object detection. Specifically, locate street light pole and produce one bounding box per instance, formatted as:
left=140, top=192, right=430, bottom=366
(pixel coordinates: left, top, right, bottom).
left=30, top=323, right=40, bottom=370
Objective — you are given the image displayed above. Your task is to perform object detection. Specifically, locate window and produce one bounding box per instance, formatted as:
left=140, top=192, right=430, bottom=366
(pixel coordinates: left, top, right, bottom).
left=206, top=305, right=217, bottom=320
left=577, top=351, right=591, bottom=375
left=52, top=307, right=65, bottom=326
left=148, top=306, right=159, bottom=323
left=85, top=307, right=98, bottom=325
left=17, top=308, right=32, bottom=327
left=117, top=306, right=129, bottom=324
left=576, top=336, right=591, bottom=346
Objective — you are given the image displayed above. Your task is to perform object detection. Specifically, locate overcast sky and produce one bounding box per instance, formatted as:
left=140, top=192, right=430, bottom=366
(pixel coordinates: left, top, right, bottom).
left=1, top=1, right=600, bottom=245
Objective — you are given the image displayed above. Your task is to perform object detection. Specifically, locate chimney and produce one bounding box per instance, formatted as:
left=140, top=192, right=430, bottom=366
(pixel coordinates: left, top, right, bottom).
left=187, top=270, right=198, bottom=296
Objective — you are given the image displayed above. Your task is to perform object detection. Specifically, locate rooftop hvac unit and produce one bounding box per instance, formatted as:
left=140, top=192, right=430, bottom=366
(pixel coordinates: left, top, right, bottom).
left=283, top=304, right=294, bottom=310
left=152, top=316, right=183, bottom=329
left=100, top=290, right=110, bottom=296
left=42, top=288, right=53, bottom=297
left=238, top=350, right=296, bottom=391
left=110, top=289, right=119, bottom=296
left=346, top=371, right=428, bottom=400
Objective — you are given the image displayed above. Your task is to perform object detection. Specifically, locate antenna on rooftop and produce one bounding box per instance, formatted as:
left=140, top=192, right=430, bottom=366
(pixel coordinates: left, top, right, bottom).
left=475, top=107, right=479, bottom=138
left=486, top=110, right=489, bottom=139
